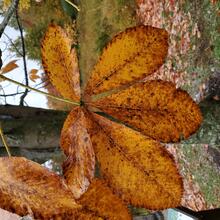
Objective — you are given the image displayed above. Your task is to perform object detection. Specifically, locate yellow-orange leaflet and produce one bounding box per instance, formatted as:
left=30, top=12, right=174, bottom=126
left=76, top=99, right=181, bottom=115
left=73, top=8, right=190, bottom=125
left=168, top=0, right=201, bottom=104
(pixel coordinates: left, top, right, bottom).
left=84, top=111, right=183, bottom=209
left=84, top=25, right=168, bottom=97
left=0, top=157, right=80, bottom=219
left=61, top=107, right=95, bottom=199
left=41, top=24, right=80, bottom=101
left=92, top=80, right=202, bottom=142
left=78, top=178, right=131, bottom=220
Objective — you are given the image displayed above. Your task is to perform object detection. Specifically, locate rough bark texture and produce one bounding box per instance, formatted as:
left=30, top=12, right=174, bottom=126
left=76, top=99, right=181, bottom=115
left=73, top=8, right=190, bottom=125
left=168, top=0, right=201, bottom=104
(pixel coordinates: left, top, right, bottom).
left=188, top=99, right=220, bottom=146
left=205, top=70, right=220, bottom=100
left=0, top=105, right=68, bottom=163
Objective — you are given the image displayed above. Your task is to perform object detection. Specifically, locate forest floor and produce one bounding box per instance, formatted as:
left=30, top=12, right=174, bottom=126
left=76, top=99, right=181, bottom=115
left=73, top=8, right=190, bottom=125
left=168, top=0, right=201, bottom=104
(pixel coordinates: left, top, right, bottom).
left=136, top=0, right=220, bottom=101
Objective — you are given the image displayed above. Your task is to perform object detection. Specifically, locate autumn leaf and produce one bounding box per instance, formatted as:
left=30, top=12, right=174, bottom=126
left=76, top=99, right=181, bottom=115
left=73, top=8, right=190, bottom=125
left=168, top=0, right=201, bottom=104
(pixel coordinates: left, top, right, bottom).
left=83, top=110, right=183, bottom=209
left=61, top=107, right=95, bottom=199
left=29, top=69, right=40, bottom=82
left=41, top=24, right=80, bottom=101
left=0, top=60, right=18, bottom=75
left=92, top=80, right=202, bottom=142
left=76, top=212, right=103, bottom=220
left=0, top=157, right=80, bottom=219
left=78, top=178, right=131, bottom=220
left=39, top=24, right=202, bottom=215
left=84, top=25, right=168, bottom=97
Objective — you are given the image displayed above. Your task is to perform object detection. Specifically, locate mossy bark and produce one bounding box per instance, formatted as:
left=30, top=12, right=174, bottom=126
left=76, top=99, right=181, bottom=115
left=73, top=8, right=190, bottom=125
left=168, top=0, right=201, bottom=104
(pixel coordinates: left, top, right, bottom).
left=185, top=99, right=220, bottom=147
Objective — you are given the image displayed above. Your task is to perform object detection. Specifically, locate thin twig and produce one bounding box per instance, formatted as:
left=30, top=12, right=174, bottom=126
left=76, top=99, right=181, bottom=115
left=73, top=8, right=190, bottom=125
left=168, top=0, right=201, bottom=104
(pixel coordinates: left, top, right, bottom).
left=0, top=85, right=7, bottom=104
left=15, top=9, right=29, bottom=106
left=0, top=91, right=24, bottom=97
left=34, top=78, right=49, bottom=89
left=3, top=32, right=23, bottom=56
left=0, top=74, right=80, bottom=106
left=0, top=123, right=11, bottom=157
left=0, top=0, right=19, bottom=38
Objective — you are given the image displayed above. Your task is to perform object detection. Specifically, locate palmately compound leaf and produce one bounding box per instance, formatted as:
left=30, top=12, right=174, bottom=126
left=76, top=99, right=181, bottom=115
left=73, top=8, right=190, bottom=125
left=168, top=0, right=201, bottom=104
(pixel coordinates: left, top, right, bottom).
left=38, top=24, right=201, bottom=214
left=83, top=110, right=183, bottom=210
left=84, top=25, right=168, bottom=97
left=41, top=24, right=80, bottom=101
left=0, top=157, right=80, bottom=219
left=92, top=80, right=202, bottom=142
left=78, top=178, right=131, bottom=220
left=61, top=107, right=95, bottom=199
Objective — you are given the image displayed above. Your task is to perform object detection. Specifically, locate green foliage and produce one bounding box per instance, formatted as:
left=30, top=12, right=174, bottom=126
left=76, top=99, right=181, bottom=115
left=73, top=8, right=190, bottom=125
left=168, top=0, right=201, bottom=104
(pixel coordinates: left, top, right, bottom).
left=9, top=0, right=73, bottom=61
left=11, top=22, right=47, bottom=61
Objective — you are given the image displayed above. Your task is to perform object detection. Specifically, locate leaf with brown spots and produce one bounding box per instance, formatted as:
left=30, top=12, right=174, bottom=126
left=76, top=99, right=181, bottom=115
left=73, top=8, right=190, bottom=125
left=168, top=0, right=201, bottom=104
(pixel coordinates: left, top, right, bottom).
left=61, top=107, right=95, bottom=199
left=78, top=178, right=131, bottom=220
left=41, top=24, right=80, bottom=101
left=84, top=26, right=168, bottom=97
left=83, top=111, right=183, bottom=209
left=0, top=157, right=80, bottom=219
left=92, top=80, right=202, bottom=142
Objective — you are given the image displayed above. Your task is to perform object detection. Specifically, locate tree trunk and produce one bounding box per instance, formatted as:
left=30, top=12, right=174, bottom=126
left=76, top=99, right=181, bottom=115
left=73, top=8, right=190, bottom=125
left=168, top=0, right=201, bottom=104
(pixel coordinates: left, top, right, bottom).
left=0, top=104, right=68, bottom=163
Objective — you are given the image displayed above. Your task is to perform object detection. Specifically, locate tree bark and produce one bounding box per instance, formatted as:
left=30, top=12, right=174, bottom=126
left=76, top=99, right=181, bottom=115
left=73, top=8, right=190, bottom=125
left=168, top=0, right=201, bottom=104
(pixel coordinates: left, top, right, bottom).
left=0, top=104, right=68, bottom=163
left=0, top=0, right=19, bottom=38
left=186, top=99, right=220, bottom=145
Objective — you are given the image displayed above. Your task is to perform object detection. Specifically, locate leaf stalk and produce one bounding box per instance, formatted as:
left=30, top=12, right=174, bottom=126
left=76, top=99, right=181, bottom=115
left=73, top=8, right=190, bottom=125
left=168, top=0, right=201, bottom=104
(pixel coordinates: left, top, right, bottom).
left=0, top=124, right=11, bottom=157
left=0, top=75, right=80, bottom=106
